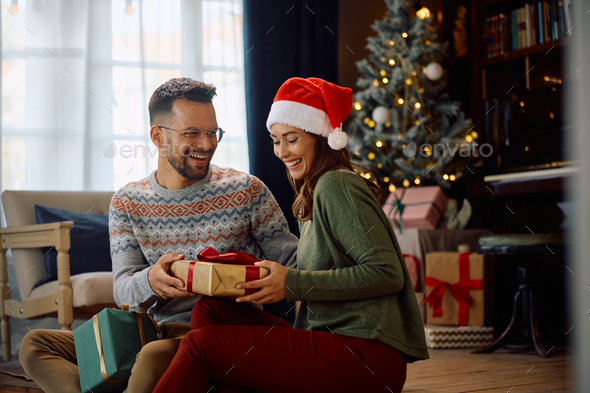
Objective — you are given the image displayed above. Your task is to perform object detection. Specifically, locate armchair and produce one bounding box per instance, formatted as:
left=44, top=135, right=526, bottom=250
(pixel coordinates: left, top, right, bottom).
left=0, top=190, right=118, bottom=361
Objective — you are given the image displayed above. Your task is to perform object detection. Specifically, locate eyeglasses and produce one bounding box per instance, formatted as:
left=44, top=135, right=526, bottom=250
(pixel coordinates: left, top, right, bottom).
left=158, top=126, right=225, bottom=143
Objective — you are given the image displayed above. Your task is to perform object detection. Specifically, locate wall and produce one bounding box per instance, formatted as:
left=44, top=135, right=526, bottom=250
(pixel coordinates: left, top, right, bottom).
left=338, top=0, right=438, bottom=89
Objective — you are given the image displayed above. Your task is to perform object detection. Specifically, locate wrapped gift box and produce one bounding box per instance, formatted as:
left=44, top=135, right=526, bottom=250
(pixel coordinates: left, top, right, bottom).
left=403, top=254, right=421, bottom=291
left=425, top=252, right=493, bottom=326
left=424, top=325, right=494, bottom=349
left=170, top=247, right=270, bottom=298
left=384, top=186, right=448, bottom=230
left=74, top=305, right=159, bottom=393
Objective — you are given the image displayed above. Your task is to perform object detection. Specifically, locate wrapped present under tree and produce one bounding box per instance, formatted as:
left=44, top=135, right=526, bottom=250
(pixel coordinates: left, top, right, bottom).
left=425, top=252, right=493, bottom=326
left=424, top=325, right=494, bottom=349
left=384, top=186, right=448, bottom=232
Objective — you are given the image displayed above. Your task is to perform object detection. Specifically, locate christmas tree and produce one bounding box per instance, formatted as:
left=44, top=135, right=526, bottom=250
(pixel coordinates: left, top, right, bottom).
left=347, top=0, right=474, bottom=193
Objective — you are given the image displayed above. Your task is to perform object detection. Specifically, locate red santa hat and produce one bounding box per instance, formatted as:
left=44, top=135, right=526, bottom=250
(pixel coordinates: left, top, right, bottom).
left=266, top=77, right=353, bottom=150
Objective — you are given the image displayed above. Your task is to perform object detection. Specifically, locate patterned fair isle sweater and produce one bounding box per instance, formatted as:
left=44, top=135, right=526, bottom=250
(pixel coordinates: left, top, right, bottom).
left=109, top=165, right=298, bottom=323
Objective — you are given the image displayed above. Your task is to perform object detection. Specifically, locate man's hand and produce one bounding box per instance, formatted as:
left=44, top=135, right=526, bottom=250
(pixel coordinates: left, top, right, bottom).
left=148, top=253, right=196, bottom=299
left=235, top=261, right=287, bottom=304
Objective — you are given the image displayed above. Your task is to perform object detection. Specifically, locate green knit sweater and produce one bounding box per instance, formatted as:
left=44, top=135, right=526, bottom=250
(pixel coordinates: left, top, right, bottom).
left=285, top=170, right=429, bottom=362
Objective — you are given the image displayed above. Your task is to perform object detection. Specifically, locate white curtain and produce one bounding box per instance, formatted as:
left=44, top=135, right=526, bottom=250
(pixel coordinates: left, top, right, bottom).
left=2, top=0, right=248, bottom=192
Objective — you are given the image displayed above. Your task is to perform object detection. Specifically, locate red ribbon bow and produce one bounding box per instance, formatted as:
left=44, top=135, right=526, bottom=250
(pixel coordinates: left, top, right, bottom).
left=186, top=247, right=262, bottom=295
left=424, top=252, right=484, bottom=326
left=197, top=246, right=261, bottom=265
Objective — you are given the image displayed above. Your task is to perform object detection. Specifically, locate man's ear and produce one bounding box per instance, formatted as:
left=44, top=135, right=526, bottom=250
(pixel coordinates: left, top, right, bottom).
left=150, top=125, right=164, bottom=147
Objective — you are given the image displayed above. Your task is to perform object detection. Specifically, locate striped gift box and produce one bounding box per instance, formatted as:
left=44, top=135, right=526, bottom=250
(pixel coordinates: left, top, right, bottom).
left=424, top=325, right=494, bottom=349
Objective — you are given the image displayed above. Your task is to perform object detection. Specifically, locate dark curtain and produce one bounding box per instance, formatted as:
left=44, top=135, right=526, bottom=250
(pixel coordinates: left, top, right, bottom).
left=243, top=0, right=339, bottom=236
left=243, top=0, right=339, bottom=322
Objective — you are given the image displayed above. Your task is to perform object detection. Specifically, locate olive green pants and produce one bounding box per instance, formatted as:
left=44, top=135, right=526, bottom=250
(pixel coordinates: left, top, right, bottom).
left=19, top=321, right=191, bottom=393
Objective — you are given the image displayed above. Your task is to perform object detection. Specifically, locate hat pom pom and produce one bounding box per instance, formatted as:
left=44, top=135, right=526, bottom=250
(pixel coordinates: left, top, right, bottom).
left=328, top=128, right=348, bottom=150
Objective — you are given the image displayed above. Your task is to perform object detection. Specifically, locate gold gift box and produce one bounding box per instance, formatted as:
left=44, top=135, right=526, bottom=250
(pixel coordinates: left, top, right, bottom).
left=169, top=260, right=270, bottom=298
left=425, top=252, right=493, bottom=326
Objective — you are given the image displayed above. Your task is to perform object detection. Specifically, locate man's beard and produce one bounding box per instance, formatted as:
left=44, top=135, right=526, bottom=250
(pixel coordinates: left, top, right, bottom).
left=167, top=154, right=210, bottom=180
left=166, top=139, right=213, bottom=181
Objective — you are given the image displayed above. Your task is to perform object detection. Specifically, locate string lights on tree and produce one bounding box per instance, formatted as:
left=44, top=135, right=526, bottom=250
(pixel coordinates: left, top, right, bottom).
left=347, top=0, right=473, bottom=192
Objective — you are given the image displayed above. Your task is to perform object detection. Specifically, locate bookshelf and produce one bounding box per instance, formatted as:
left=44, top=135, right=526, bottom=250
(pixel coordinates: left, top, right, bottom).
left=437, top=0, right=571, bottom=173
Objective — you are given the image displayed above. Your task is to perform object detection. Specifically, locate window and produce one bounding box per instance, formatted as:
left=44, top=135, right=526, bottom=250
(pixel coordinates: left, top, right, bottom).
left=2, top=0, right=248, bottom=191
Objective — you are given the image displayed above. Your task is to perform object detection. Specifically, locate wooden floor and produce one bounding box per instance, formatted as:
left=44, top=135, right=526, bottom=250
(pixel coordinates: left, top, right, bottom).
left=0, top=347, right=575, bottom=392
left=404, top=347, right=575, bottom=392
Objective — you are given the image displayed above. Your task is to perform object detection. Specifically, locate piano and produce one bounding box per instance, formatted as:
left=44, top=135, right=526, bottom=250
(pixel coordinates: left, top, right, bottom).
left=468, top=161, right=578, bottom=197
left=465, top=161, right=576, bottom=233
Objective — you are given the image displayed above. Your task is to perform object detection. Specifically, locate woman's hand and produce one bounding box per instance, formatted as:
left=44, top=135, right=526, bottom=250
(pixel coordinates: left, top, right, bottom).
left=235, top=261, right=288, bottom=304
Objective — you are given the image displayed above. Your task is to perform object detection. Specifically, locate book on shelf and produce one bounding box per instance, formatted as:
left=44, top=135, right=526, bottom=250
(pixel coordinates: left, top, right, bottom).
left=483, top=0, right=575, bottom=59
left=485, top=99, right=512, bottom=149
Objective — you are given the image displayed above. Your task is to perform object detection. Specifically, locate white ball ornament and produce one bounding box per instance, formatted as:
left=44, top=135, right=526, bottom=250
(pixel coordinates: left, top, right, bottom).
left=425, top=62, right=443, bottom=81
left=372, top=106, right=390, bottom=125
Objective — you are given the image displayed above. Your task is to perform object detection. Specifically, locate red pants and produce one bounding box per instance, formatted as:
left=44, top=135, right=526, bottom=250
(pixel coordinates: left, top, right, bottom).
left=153, top=297, right=407, bottom=393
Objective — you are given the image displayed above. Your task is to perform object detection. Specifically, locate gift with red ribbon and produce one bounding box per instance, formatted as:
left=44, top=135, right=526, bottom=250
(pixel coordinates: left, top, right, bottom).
left=424, top=252, right=492, bottom=326
left=169, top=247, right=269, bottom=298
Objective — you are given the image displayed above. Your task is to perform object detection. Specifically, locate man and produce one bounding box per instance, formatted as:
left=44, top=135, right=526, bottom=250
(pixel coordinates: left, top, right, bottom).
left=19, top=78, right=299, bottom=393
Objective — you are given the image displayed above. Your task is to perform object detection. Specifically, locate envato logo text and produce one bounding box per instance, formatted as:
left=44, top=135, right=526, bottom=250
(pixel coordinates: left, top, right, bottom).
left=402, top=141, right=493, bottom=158
left=103, top=142, right=202, bottom=159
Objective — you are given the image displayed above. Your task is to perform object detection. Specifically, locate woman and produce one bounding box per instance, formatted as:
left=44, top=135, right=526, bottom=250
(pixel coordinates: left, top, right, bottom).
left=153, top=77, right=429, bottom=393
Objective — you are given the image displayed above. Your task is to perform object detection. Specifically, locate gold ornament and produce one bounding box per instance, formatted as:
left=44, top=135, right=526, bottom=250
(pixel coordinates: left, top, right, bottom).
left=368, top=152, right=375, bottom=160
left=384, top=176, right=390, bottom=182
left=363, top=117, right=370, bottom=124
left=368, top=120, right=376, bottom=128
left=405, top=78, right=412, bottom=85
left=377, top=163, right=383, bottom=169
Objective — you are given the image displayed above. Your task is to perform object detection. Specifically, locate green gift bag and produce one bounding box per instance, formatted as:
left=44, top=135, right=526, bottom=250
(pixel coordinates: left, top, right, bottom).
left=73, top=304, right=160, bottom=393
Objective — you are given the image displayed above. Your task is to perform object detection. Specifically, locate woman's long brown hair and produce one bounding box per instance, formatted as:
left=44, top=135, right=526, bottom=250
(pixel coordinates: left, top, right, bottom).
left=289, top=135, right=381, bottom=222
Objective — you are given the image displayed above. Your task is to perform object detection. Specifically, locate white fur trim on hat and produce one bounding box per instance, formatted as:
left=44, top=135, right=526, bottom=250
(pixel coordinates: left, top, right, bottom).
left=266, top=100, right=333, bottom=138
left=328, top=128, right=348, bottom=150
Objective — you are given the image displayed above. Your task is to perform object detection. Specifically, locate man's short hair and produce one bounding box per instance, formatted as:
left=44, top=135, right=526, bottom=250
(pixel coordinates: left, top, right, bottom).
left=148, top=78, right=217, bottom=126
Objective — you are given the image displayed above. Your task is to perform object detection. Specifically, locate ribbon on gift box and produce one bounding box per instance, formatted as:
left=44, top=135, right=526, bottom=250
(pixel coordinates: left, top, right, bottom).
left=186, top=247, right=263, bottom=295
left=92, top=304, right=159, bottom=385
left=424, top=252, right=484, bottom=326
left=196, top=246, right=261, bottom=265
left=387, top=189, right=443, bottom=233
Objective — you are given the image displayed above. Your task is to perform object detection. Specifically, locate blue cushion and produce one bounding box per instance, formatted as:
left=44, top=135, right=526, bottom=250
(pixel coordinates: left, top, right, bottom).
left=34, top=204, right=111, bottom=288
